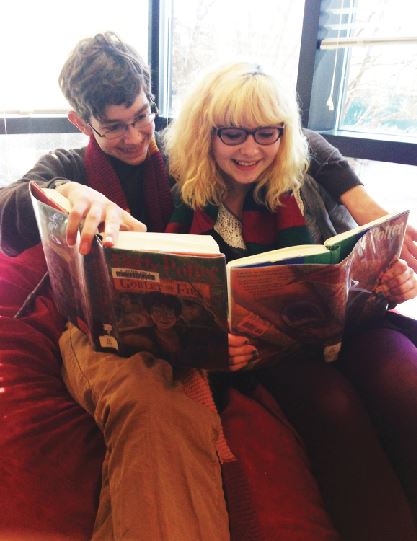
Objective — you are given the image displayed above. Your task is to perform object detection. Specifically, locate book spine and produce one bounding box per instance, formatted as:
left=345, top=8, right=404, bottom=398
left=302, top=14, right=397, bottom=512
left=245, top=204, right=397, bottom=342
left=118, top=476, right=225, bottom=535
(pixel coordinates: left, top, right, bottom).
left=82, top=240, right=120, bottom=352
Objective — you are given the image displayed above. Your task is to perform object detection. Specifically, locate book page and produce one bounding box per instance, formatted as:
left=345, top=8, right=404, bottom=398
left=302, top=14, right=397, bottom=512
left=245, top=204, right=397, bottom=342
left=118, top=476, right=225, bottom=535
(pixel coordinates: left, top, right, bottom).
left=227, top=243, right=330, bottom=268
left=113, top=231, right=221, bottom=255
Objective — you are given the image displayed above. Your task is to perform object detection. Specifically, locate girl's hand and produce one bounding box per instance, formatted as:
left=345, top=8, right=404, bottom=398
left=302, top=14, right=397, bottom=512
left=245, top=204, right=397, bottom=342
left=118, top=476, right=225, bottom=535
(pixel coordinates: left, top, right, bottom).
left=376, top=259, right=417, bottom=304
left=228, top=333, right=258, bottom=372
left=56, top=182, right=146, bottom=254
left=401, top=224, right=417, bottom=274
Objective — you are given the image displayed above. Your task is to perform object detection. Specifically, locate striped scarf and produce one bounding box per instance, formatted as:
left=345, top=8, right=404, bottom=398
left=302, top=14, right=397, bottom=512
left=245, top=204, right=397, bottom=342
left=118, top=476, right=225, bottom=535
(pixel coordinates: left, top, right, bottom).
left=84, top=135, right=173, bottom=232
left=166, top=186, right=311, bottom=257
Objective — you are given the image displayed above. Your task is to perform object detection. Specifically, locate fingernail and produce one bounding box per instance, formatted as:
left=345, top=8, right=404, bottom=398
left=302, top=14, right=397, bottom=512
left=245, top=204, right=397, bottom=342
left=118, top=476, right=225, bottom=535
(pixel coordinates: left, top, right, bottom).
left=103, top=235, right=113, bottom=246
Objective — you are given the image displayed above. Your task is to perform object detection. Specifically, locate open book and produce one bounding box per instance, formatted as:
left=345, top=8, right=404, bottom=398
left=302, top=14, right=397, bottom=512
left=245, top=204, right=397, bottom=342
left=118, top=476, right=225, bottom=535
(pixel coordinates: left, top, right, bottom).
left=227, top=210, right=409, bottom=363
left=30, top=183, right=229, bottom=370
left=30, top=182, right=409, bottom=368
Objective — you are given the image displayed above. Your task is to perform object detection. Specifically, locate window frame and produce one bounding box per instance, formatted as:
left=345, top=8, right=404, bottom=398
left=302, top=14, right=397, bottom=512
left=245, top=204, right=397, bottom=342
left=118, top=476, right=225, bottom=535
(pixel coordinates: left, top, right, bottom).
left=296, top=0, right=417, bottom=166
left=1, top=0, right=416, bottom=166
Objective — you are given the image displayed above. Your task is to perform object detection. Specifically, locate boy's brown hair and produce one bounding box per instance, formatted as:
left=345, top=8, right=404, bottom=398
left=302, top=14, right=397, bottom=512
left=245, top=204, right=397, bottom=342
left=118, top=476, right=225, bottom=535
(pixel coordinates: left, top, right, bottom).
left=59, top=31, right=152, bottom=122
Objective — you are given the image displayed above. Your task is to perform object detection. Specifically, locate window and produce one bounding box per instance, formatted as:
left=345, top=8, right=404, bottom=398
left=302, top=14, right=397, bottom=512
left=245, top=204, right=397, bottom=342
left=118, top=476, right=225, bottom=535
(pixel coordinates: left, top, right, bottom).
left=306, top=0, right=417, bottom=140
left=0, top=0, right=149, bottom=115
left=1, top=0, right=416, bottom=184
left=0, top=0, right=149, bottom=185
left=162, top=0, right=305, bottom=116
left=1, top=0, right=307, bottom=184
left=337, top=5, right=417, bottom=138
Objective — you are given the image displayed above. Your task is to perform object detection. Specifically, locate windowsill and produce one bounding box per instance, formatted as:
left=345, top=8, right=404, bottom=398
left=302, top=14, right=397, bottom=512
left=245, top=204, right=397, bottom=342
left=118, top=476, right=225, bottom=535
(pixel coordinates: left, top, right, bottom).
left=0, top=114, right=172, bottom=135
left=319, top=129, right=417, bottom=145
left=318, top=130, right=417, bottom=166
left=1, top=115, right=77, bottom=135
left=2, top=112, right=69, bottom=117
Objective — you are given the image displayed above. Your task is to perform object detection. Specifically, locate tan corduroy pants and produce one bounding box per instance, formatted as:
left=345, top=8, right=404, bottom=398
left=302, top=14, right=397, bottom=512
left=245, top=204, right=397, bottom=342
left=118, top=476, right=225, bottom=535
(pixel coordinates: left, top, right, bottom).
left=59, top=324, right=230, bottom=541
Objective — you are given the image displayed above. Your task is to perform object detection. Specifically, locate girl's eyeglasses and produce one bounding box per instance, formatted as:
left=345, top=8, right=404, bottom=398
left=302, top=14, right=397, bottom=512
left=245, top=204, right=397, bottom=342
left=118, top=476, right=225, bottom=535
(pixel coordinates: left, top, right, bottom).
left=214, top=125, right=285, bottom=146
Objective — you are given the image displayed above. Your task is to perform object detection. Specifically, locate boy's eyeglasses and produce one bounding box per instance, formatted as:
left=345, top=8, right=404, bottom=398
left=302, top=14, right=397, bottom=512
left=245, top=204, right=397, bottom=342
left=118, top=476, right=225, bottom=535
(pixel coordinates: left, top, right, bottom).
left=215, top=125, right=285, bottom=146
left=90, top=102, right=158, bottom=140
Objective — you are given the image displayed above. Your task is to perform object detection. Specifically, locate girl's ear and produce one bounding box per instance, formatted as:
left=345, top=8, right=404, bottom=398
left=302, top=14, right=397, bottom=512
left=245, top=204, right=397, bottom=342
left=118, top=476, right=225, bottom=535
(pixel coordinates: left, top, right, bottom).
left=68, top=111, right=93, bottom=137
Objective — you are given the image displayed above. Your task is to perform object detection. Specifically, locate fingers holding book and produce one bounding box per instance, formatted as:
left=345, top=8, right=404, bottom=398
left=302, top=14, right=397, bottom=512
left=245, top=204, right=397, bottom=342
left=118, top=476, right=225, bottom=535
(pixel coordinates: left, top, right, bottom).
left=376, top=259, right=417, bottom=304
left=55, top=181, right=146, bottom=254
left=102, top=209, right=147, bottom=248
left=228, top=333, right=258, bottom=371
left=400, top=224, right=417, bottom=274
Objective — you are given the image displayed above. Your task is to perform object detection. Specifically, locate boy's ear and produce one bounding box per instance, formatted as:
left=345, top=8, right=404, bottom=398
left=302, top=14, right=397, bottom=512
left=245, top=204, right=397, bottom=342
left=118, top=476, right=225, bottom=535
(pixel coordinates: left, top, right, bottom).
left=68, top=111, right=93, bottom=137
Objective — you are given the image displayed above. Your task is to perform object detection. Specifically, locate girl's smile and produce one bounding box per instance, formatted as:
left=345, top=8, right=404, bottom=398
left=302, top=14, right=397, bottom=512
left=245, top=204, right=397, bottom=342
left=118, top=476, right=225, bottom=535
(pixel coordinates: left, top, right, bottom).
left=212, top=128, right=280, bottom=188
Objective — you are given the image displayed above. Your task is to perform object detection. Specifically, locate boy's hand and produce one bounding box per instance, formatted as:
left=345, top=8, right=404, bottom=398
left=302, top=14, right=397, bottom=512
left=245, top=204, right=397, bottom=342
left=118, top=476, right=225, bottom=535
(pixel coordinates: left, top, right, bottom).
left=228, top=333, right=258, bottom=371
left=56, top=182, right=146, bottom=254
left=376, top=259, right=417, bottom=304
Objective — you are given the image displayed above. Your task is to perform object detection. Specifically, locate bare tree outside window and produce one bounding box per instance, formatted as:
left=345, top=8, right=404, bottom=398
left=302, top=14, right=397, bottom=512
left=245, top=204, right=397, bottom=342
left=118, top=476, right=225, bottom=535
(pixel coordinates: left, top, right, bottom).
left=338, top=0, right=417, bottom=137
left=169, top=0, right=305, bottom=115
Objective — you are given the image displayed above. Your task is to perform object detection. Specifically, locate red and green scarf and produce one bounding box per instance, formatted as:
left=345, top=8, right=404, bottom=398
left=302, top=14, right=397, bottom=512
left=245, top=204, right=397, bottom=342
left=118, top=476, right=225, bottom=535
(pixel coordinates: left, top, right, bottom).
left=166, top=186, right=311, bottom=256
left=84, top=136, right=173, bottom=232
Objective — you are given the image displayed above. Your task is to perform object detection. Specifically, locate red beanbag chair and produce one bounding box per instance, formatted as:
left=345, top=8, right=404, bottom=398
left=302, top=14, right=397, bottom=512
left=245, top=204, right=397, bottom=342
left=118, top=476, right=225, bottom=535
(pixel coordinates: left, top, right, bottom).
left=0, top=245, right=47, bottom=317
left=0, top=293, right=105, bottom=540
left=0, top=243, right=340, bottom=541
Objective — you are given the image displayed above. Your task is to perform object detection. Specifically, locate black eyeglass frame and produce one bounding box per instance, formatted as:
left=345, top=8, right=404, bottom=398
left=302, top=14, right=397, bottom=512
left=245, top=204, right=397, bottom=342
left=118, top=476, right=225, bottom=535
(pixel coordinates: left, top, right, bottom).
left=214, top=125, right=285, bottom=146
left=89, top=102, right=159, bottom=140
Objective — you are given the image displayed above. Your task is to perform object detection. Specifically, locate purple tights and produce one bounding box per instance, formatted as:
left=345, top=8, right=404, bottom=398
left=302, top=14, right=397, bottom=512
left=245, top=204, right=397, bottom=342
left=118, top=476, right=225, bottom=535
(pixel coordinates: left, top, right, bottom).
left=256, top=326, right=417, bottom=541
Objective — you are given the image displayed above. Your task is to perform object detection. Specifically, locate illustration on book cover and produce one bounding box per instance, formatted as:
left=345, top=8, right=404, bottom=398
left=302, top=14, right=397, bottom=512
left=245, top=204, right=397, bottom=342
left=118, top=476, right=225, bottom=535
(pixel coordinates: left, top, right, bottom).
left=105, top=249, right=229, bottom=368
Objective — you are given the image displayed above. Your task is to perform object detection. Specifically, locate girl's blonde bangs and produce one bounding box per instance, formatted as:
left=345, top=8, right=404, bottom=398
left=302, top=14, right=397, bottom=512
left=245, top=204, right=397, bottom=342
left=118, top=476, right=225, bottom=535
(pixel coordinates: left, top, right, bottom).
left=210, top=74, right=286, bottom=128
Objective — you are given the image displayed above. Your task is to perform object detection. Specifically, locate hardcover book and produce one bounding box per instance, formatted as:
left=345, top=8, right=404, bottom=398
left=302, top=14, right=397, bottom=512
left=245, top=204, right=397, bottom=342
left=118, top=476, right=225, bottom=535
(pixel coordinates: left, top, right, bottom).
left=226, top=210, right=409, bottom=364
left=30, top=181, right=409, bottom=368
left=30, top=182, right=229, bottom=370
